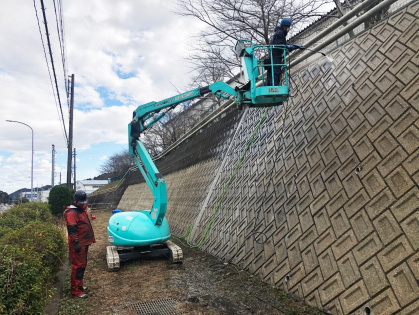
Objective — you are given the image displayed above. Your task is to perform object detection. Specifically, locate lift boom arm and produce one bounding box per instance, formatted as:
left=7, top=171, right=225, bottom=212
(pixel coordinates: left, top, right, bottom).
left=127, top=39, right=290, bottom=227
left=128, top=81, right=235, bottom=226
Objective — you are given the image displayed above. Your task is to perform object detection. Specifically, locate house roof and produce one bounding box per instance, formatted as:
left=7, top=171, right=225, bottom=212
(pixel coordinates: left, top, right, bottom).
left=77, top=180, right=109, bottom=185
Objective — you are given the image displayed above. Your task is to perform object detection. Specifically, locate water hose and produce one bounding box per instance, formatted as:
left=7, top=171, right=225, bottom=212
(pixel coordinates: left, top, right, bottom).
left=298, top=46, right=327, bottom=56
left=181, top=107, right=269, bottom=247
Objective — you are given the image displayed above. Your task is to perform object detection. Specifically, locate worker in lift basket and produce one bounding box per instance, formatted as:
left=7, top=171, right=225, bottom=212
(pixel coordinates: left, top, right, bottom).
left=266, top=18, right=303, bottom=86
left=64, top=190, right=95, bottom=298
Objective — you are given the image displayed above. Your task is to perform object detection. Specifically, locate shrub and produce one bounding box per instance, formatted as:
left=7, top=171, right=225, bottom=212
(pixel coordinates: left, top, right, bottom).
left=0, top=203, right=53, bottom=238
left=49, top=185, right=72, bottom=216
left=0, top=204, right=66, bottom=314
left=0, top=226, right=13, bottom=239
left=1, top=221, right=66, bottom=277
left=0, top=245, right=48, bottom=314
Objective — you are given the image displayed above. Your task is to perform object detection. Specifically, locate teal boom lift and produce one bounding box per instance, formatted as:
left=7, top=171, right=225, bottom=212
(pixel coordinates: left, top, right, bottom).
left=106, top=40, right=290, bottom=270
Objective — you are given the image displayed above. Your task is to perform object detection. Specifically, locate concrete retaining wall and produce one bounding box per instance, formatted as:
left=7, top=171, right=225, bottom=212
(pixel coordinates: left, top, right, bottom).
left=118, top=159, right=221, bottom=236
left=117, top=4, right=418, bottom=314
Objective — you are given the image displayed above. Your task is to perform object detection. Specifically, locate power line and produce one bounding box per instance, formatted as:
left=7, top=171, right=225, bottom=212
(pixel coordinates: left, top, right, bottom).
left=38, top=0, right=69, bottom=144
left=58, top=0, right=71, bottom=112
left=33, top=0, right=68, bottom=146
left=59, top=0, right=71, bottom=111
left=53, top=0, right=70, bottom=110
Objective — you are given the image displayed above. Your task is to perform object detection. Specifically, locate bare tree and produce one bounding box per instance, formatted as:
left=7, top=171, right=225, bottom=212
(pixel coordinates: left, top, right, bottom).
left=176, top=0, right=335, bottom=84
left=99, top=150, right=135, bottom=178
left=141, top=104, right=193, bottom=155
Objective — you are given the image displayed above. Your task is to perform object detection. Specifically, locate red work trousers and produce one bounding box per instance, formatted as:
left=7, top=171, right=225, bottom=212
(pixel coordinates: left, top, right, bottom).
left=69, top=245, right=89, bottom=297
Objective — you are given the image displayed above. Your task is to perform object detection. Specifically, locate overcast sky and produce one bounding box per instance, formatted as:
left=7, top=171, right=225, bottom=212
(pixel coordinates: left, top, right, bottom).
left=0, top=0, right=206, bottom=194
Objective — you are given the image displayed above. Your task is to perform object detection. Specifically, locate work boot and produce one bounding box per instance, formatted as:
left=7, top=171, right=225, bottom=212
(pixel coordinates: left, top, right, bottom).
left=78, top=285, right=88, bottom=292
left=73, top=293, right=88, bottom=299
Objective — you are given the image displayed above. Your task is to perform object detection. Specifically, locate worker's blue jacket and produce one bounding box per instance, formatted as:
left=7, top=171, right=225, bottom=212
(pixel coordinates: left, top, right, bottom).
left=270, top=26, right=288, bottom=60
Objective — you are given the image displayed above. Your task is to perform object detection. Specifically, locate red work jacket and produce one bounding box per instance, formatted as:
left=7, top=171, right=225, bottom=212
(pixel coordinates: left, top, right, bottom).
left=64, top=205, right=96, bottom=247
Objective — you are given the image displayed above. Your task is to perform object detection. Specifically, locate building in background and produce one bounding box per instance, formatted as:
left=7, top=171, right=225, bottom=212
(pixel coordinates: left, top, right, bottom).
left=37, top=188, right=51, bottom=203
left=9, top=185, right=52, bottom=203
left=76, top=179, right=110, bottom=195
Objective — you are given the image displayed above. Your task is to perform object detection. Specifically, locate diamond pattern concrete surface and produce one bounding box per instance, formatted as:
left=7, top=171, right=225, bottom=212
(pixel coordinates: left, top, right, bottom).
left=115, top=5, right=419, bottom=315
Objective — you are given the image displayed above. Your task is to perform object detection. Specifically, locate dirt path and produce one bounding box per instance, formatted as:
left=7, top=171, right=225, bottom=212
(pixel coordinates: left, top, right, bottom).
left=59, top=209, right=324, bottom=314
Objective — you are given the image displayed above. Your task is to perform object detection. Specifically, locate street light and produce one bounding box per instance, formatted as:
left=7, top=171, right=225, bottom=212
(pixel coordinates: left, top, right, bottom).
left=6, top=120, right=34, bottom=202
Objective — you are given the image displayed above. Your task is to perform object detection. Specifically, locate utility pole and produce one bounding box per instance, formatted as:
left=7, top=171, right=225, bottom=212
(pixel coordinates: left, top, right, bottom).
left=51, top=144, right=55, bottom=187
left=67, top=74, right=74, bottom=189
left=73, top=148, right=76, bottom=190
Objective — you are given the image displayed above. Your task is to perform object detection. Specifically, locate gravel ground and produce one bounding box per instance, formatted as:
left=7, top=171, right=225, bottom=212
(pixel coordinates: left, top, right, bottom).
left=58, top=209, right=326, bottom=315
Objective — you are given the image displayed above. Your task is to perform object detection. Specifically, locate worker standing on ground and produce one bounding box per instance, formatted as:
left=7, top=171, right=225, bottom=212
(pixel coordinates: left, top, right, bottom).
left=266, top=18, right=303, bottom=86
left=64, top=190, right=95, bottom=298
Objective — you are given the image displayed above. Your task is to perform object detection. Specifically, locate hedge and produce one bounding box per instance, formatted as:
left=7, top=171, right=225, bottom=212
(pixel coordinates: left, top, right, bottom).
left=0, top=203, right=66, bottom=314
left=48, top=185, right=73, bottom=216
left=0, top=203, right=53, bottom=238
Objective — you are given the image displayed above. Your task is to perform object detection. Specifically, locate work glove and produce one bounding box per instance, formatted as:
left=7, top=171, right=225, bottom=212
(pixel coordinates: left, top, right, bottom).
left=286, top=45, right=304, bottom=51
left=74, top=240, right=81, bottom=253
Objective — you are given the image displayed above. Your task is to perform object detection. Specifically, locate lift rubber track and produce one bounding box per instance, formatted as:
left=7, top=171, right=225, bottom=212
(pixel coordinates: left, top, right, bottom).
left=165, top=240, right=183, bottom=263
left=106, top=241, right=183, bottom=271
left=106, top=245, right=120, bottom=271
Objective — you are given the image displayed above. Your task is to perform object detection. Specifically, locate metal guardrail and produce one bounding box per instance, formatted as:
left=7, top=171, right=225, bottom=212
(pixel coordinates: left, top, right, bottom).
left=290, top=0, right=384, bottom=62
left=290, top=0, right=402, bottom=67
left=152, top=0, right=411, bottom=162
